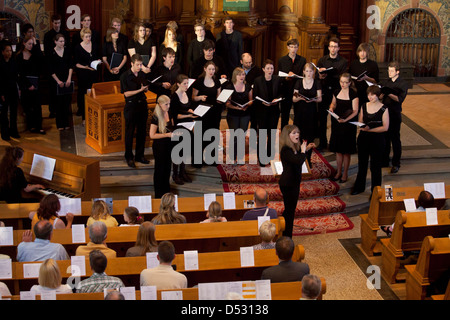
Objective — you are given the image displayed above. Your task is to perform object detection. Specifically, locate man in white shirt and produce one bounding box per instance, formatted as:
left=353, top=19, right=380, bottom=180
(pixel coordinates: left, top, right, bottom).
left=140, top=241, right=187, bottom=290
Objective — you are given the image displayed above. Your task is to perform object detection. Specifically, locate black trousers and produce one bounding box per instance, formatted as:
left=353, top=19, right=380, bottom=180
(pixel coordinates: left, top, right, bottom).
left=318, top=93, right=332, bottom=148
left=21, top=89, right=43, bottom=131
left=383, top=111, right=402, bottom=167
left=1, top=95, right=19, bottom=139
left=124, top=101, right=148, bottom=161
left=257, top=106, right=280, bottom=165
left=280, top=97, right=293, bottom=131
left=55, top=93, right=73, bottom=129
left=280, top=184, right=300, bottom=238
left=153, top=137, right=173, bottom=198
left=353, top=132, right=385, bottom=192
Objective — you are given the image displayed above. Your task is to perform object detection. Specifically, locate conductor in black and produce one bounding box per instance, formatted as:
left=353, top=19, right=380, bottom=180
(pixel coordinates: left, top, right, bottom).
left=120, top=54, right=150, bottom=168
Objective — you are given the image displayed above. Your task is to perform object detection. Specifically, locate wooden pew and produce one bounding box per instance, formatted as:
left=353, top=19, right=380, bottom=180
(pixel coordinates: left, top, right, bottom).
left=9, top=217, right=285, bottom=257
left=4, top=244, right=303, bottom=295
left=405, top=236, right=450, bottom=300
left=380, top=210, right=450, bottom=283
left=431, top=280, right=450, bottom=300
left=360, top=186, right=450, bottom=256
left=0, top=194, right=254, bottom=229
left=7, top=279, right=327, bottom=300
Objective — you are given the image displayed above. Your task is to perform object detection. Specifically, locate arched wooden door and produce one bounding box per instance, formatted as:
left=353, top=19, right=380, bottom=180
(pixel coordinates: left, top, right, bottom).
left=385, top=8, right=441, bottom=77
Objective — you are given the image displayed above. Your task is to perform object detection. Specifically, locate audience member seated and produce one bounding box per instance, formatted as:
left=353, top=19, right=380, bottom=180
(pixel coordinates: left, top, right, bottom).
left=104, top=290, right=125, bottom=300
left=125, top=221, right=158, bottom=257
left=242, top=187, right=278, bottom=220
left=75, top=221, right=117, bottom=259
left=261, top=236, right=310, bottom=283
left=253, top=221, right=276, bottom=250
left=17, top=220, right=69, bottom=262
left=201, top=201, right=227, bottom=223
left=381, top=190, right=436, bottom=236
left=300, top=274, right=322, bottom=300
left=30, top=258, right=72, bottom=295
left=140, top=241, right=188, bottom=290
left=29, top=194, right=74, bottom=230
left=120, top=206, right=144, bottom=226
left=87, top=200, right=119, bottom=228
left=151, top=193, right=187, bottom=225
left=76, top=250, right=124, bottom=293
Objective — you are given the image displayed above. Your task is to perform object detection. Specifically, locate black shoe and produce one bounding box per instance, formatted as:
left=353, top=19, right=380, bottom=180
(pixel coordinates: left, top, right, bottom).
left=49, top=113, right=56, bottom=119
left=172, top=175, right=184, bottom=185
left=181, top=171, right=192, bottom=183
left=135, top=157, right=150, bottom=164
left=330, top=174, right=342, bottom=182
left=39, top=130, right=46, bottom=135
left=126, top=159, right=136, bottom=168
left=1, top=136, right=10, bottom=141
left=11, top=133, right=21, bottom=138
left=351, top=189, right=364, bottom=195
left=390, top=166, right=400, bottom=174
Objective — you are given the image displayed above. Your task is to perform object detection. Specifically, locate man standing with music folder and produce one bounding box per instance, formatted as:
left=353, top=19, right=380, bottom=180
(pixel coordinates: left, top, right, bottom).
left=381, top=61, right=408, bottom=174
left=120, top=54, right=150, bottom=168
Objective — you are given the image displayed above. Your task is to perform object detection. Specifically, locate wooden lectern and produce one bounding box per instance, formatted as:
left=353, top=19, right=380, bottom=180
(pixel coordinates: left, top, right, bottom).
left=85, top=81, right=157, bottom=154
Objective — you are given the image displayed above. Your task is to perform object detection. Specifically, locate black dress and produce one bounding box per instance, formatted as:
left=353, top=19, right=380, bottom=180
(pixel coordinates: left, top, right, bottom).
left=329, top=89, right=358, bottom=154
left=102, top=40, right=128, bottom=82
left=128, top=38, right=154, bottom=66
left=353, top=104, right=387, bottom=193
left=293, top=78, right=322, bottom=144
left=0, top=167, right=32, bottom=203
left=48, top=48, right=74, bottom=129
left=151, top=115, right=175, bottom=198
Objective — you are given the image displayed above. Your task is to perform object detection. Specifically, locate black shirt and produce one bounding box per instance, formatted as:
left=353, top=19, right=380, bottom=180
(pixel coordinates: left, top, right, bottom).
left=148, top=63, right=181, bottom=97
left=279, top=146, right=306, bottom=188
left=0, top=56, right=19, bottom=98
left=244, top=65, right=263, bottom=87
left=43, top=28, right=71, bottom=57
left=278, top=54, right=307, bottom=93
left=48, top=48, right=73, bottom=82
left=190, top=55, right=227, bottom=79
left=0, top=167, right=28, bottom=203
left=317, top=54, right=348, bottom=93
left=382, top=76, right=408, bottom=114
left=349, top=59, right=379, bottom=105
left=120, top=69, right=148, bottom=102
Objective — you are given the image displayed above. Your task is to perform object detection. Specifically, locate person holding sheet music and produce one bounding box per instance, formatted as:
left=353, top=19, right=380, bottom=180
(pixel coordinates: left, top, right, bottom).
left=48, top=33, right=74, bottom=130
left=29, top=194, right=74, bottom=231
left=149, top=47, right=181, bottom=98
left=170, top=74, right=198, bottom=183
left=278, top=125, right=315, bottom=238
left=150, top=95, right=176, bottom=197
left=328, top=73, right=359, bottom=183
left=0, top=42, right=20, bottom=141
left=224, top=67, right=254, bottom=163
left=16, top=35, right=45, bottom=135
left=292, top=62, right=322, bottom=166
left=316, top=37, right=348, bottom=150
left=192, top=60, right=222, bottom=166
left=102, top=27, right=127, bottom=82
left=0, top=146, right=44, bottom=203
left=352, top=85, right=389, bottom=196
left=128, top=23, right=156, bottom=74
left=74, top=28, right=101, bottom=121
left=349, top=43, right=379, bottom=107
left=120, top=54, right=150, bottom=168
left=278, top=39, right=307, bottom=130
left=253, top=59, right=282, bottom=166
left=380, top=61, right=408, bottom=174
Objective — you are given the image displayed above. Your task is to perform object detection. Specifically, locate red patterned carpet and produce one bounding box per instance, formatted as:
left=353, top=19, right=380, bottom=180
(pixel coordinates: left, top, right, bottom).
left=217, top=149, right=353, bottom=236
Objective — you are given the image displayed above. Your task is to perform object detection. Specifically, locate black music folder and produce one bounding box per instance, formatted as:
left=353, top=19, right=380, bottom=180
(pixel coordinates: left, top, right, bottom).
left=56, top=81, right=75, bottom=95
left=110, top=53, right=124, bottom=69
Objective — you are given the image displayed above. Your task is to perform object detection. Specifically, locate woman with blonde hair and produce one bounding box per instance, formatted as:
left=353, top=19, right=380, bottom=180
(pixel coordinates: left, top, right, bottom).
left=150, top=95, right=175, bottom=198
left=125, top=221, right=158, bottom=256
left=128, top=23, right=156, bottom=73
left=279, top=125, right=315, bottom=238
left=151, top=193, right=186, bottom=225
left=159, top=27, right=182, bottom=68
left=253, top=221, right=277, bottom=250
left=87, top=200, right=118, bottom=227
left=201, top=201, right=227, bottom=223
left=30, top=259, right=72, bottom=294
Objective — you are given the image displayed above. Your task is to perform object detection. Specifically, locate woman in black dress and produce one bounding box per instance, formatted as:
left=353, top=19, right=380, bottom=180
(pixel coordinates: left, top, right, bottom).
left=102, top=27, right=127, bottom=82
left=170, top=74, right=198, bottom=184
left=0, top=146, right=44, bottom=203
left=48, top=33, right=73, bottom=130
left=74, top=28, right=101, bottom=121
left=349, top=43, right=379, bottom=107
left=159, top=27, right=183, bottom=69
left=328, top=73, right=359, bottom=183
left=352, top=85, right=389, bottom=195
left=149, top=95, right=175, bottom=198
left=17, top=36, right=45, bottom=134
left=253, top=59, right=282, bottom=166
left=192, top=60, right=222, bottom=165
left=128, top=23, right=156, bottom=74
left=278, top=125, right=315, bottom=238
left=292, top=62, right=322, bottom=166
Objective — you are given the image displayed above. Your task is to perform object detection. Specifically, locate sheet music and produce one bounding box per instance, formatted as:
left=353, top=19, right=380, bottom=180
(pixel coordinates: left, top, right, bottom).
left=0, top=259, right=12, bottom=279
left=217, top=89, right=234, bottom=103
left=255, top=280, right=272, bottom=300
left=240, top=246, right=255, bottom=267
left=193, top=105, right=211, bottom=117
left=183, top=250, right=199, bottom=271
left=71, top=224, right=86, bottom=244
left=424, top=182, right=446, bottom=199
left=70, top=255, right=86, bottom=276
left=256, top=96, right=284, bottom=105
left=223, top=192, right=236, bottom=210
left=90, top=60, right=102, bottom=70
left=59, top=198, right=82, bottom=216
left=150, top=75, right=162, bottom=83
left=327, top=110, right=340, bottom=120
left=188, top=78, right=196, bottom=89
left=140, top=286, right=157, bottom=300
left=120, top=287, right=137, bottom=300
left=20, top=291, right=36, bottom=300
left=128, top=195, right=152, bottom=213
left=204, top=193, right=216, bottom=210
left=40, top=290, right=57, bottom=300
left=30, top=154, right=56, bottom=181
left=161, top=291, right=183, bottom=300
left=23, top=263, right=42, bottom=279
left=403, top=198, right=417, bottom=212
left=426, top=208, right=438, bottom=225
left=177, top=122, right=196, bottom=131
left=146, top=252, right=159, bottom=269
left=0, top=227, right=13, bottom=246
left=350, top=121, right=366, bottom=127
